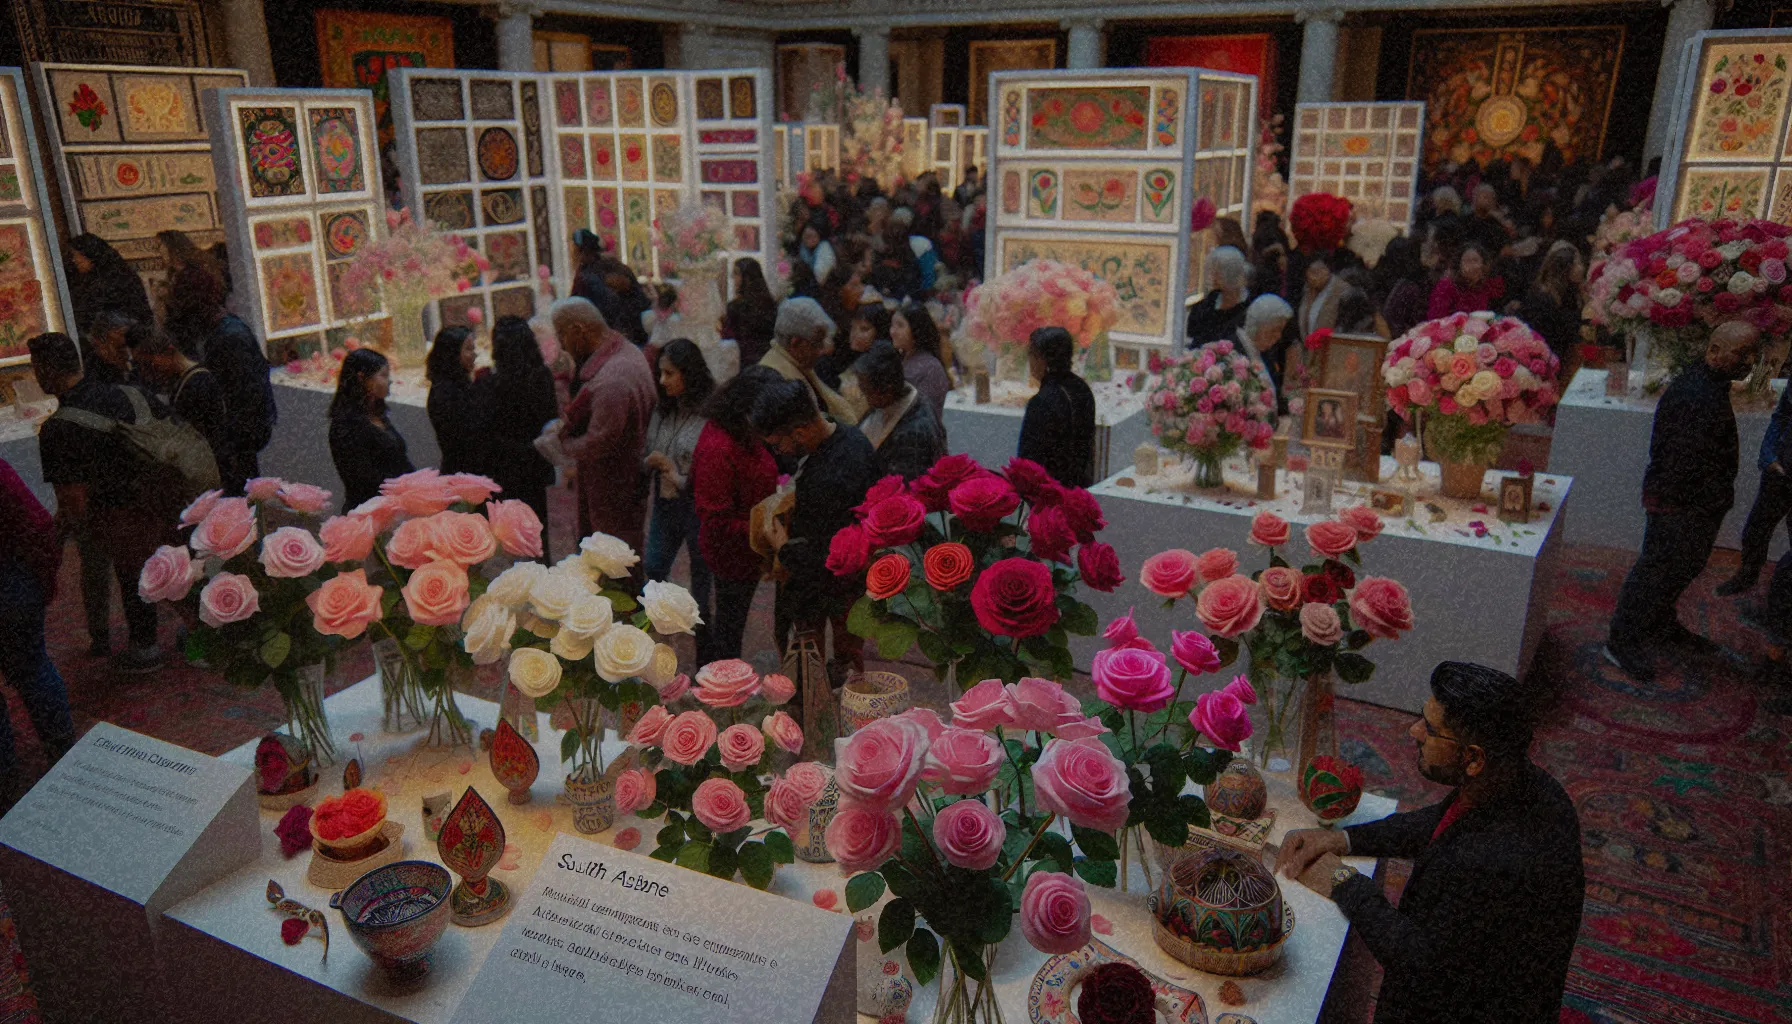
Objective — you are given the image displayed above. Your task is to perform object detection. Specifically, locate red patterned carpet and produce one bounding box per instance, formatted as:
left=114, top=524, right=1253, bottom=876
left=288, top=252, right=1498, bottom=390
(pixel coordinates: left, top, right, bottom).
left=1, top=534, right=1790, bottom=1023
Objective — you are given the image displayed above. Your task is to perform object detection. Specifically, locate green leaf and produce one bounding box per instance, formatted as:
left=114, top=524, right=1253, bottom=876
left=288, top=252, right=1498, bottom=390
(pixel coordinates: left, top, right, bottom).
left=560, top=728, right=581, bottom=764
left=685, top=818, right=713, bottom=844
left=603, top=589, right=638, bottom=613
left=706, top=842, right=738, bottom=880
left=674, top=842, right=710, bottom=873
left=656, top=821, right=686, bottom=848
left=847, top=596, right=880, bottom=638
left=1074, top=857, right=1118, bottom=887
left=1071, top=825, right=1120, bottom=861
left=878, top=899, right=916, bottom=954
left=404, top=624, right=432, bottom=650
left=1182, top=746, right=1231, bottom=785
left=845, top=872, right=887, bottom=913
left=952, top=939, right=988, bottom=981
left=763, top=830, right=795, bottom=865
left=649, top=845, right=678, bottom=863
left=1346, top=629, right=1372, bottom=651
left=917, top=629, right=954, bottom=667
left=1335, top=652, right=1375, bottom=685
left=259, top=632, right=291, bottom=670
left=907, top=928, right=941, bottom=987
left=737, top=841, right=773, bottom=889
left=1058, top=600, right=1099, bottom=636
left=882, top=861, right=924, bottom=901
left=874, top=619, right=919, bottom=659
left=1212, top=636, right=1240, bottom=668
left=1034, top=832, right=1074, bottom=873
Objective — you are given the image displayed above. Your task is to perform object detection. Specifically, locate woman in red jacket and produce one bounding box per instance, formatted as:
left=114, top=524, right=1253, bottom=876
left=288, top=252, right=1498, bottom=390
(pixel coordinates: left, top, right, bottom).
left=1427, top=243, right=1505, bottom=319
left=0, top=457, right=75, bottom=800
left=691, top=366, right=782, bottom=662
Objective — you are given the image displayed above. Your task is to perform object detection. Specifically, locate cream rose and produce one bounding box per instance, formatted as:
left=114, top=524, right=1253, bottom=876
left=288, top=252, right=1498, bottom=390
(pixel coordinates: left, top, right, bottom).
left=641, top=580, right=702, bottom=635
left=550, top=627, right=596, bottom=661
left=528, top=568, right=587, bottom=621
left=556, top=553, right=604, bottom=590
left=593, top=624, right=656, bottom=682
left=461, top=595, right=517, bottom=665
left=508, top=646, right=562, bottom=698
left=579, top=533, right=639, bottom=578
left=561, top=594, right=614, bottom=637
left=487, top=561, right=548, bottom=607
left=641, top=643, right=679, bottom=690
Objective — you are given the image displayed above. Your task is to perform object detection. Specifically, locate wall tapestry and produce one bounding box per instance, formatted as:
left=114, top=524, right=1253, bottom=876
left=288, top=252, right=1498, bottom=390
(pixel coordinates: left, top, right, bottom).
left=1145, top=35, right=1276, bottom=120
left=970, top=40, right=1058, bottom=127
left=114, top=73, right=200, bottom=142
left=1287, top=102, right=1425, bottom=229
left=1659, top=32, right=1792, bottom=228
left=12, top=0, right=211, bottom=67
left=1025, top=87, right=1151, bottom=151
left=1405, top=26, right=1623, bottom=171
left=315, top=9, right=454, bottom=147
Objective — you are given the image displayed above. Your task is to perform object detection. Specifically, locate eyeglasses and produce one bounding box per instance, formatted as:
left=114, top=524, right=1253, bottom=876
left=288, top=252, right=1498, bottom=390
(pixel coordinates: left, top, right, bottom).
left=1417, top=716, right=1461, bottom=745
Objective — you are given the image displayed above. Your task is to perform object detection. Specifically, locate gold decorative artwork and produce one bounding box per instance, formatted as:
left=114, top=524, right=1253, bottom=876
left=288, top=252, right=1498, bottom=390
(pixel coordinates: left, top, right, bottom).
left=260, top=252, right=322, bottom=332
left=1686, top=43, right=1792, bottom=162
left=114, top=74, right=199, bottom=142
left=1000, top=234, right=1173, bottom=339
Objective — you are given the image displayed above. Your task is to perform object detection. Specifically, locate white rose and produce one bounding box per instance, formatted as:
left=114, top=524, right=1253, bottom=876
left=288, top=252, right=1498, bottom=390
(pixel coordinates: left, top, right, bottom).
left=1720, top=241, right=1748, bottom=261
left=1666, top=254, right=1685, bottom=269
left=641, top=580, right=702, bottom=636
left=487, top=561, right=548, bottom=607
left=641, top=643, right=679, bottom=690
left=551, top=627, right=596, bottom=661
left=592, top=624, right=656, bottom=682
left=1656, top=287, right=1683, bottom=308
left=462, top=595, right=517, bottom=666
left=521, top=612, right=560, bottom=639
left=1453, top=335, right=1478, bottom=354
left=1730, top=272, right=1755, bottom=296
left=1755, top=275, right=1771, bottom=294
left=528, top=568, right=586, bottom=620
left=508, top=646, right=562, bottom=698
left=579, top=533, right=640, bottom=579
left=555, top=553, right=603, bottom=590
left=562, top=594, right=614, bottom=637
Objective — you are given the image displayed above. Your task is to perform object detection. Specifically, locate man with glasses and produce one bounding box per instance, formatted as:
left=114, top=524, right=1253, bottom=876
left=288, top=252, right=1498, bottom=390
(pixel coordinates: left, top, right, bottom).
left=1277, top=662, right=1584, bottom=1023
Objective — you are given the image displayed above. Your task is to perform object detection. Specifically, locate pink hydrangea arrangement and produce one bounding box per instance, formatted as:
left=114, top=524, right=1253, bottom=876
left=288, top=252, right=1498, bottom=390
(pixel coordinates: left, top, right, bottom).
left=959, top=260, right=1121, bottom=372
left=651, top=200, right=735, bottom=273
left=1381, top=312, right=1561, bottom=464
left=838, top=80, right=906, bottom=188
left=1143, top=340, right=1278, bottom=475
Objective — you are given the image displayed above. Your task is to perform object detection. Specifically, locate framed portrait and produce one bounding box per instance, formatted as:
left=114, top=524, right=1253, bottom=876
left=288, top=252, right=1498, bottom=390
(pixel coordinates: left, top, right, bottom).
left=1498, top=475, right=1533, bottom=523
left=1319, top=333, right=1389, bottom=420
left=1301, top=468, right=1334, bottom=515
left=1302, top=388, right=1358, bottom=449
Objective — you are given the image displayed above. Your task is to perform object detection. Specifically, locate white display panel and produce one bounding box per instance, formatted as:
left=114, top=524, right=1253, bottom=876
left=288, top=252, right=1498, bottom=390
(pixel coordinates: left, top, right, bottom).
left=0, top=66, right=75, bottom=366
left=1286, top=101, right=1424, bottom=230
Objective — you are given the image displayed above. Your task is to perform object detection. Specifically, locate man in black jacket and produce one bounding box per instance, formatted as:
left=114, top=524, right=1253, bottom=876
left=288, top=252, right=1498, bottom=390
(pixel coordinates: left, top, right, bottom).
left=1278, top=661, right=1584, bottom=1024
left=1017, top=326, right=1096, bottom=488
left=857, top=346, right=944, bottom=481
left=196, top=305, right=276, bottom=495
left=1718, top=373, right=1792, bottom=596
left=1605, top=320, right=1759, bottom=680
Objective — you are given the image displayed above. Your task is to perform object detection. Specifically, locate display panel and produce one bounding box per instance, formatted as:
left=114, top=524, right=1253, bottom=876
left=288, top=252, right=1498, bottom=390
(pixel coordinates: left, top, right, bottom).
left=1658, top=30, right=1792, bottom=226
left=0, top=67, right=76, bottom=366
left=1286, top=102, right=1424, bottom=230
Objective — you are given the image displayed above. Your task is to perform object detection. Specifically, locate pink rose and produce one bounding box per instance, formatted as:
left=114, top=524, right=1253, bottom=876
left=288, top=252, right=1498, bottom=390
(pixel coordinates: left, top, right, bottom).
left=386, top=517, right=440, bottom=570
left=486, top=500, right=544, bottom=558
left=1171, top=630, right=1222, bottom=675
left=628, top=704, right=673, bottom=746
left=319, top=515, right=376, bottom=563
left=1008, top=677, right=1097, bottom=737
left=244, top=477, right=286, bottom=502
left=1350, top=577, right=1414, bottom=639
left=837, top=717, right=929, bottom=811
left=1300, top=603, right=1343, bottom=646
left=932, top=799, right=1006, bottom=870
left=760, top=711, right=805, bottom=755
left=970, top=558, right=1059, bottom=639
left=1306, top=520, right=1359, bottom=559
left=660, top=710, right=720, bottom=765
left=276, top=483, right=332, bottom=514
left=692, top=778, right=751, bottom=833
left=1196, top=547, right=1239, bottom=583
left=922, top=726, right=1003, bottom=794
left=1077, top=541, right=1125, bottom=592
left=180, top=489, right=222, bottom=526
left=1338, top=505, right=1383, bottom=541
left=191, top=497, right=257, bottom=560
left=783, top=761, right=829, bottom=804
left=1190, top=689, right=1252, bottom=751
left=306, top=569, right=383, bottom=639
left=259, top=527, right=325, bottom=579
left=1223, top=674, right=1258, bottom=706
left=402, top=559, right=469, bottom=627
left=861, top=494, right=928, bottom=547
left=896, top=707, right=946, bottom=740
left=1103, top=608, right=1148, bottom=649
left=694, top=659, right=761, bottom=707
left=615, top=768, right=657, bottom=814
left=760, top=672, right=796, bottom=705
left=350, top=495, right=401, bottom=532
left=1140, top=549, right=1199, bottom=598
left=659, top=672, right=690, bottom=702
left=717, top=723, right=767, bottom=771
left=825, top=801, right=901, bottom=872
left=1020, top=871, right=1092, bottom=955
left=1259, top=565, right=1304, bottom=611
left=1248, top=511, right=1290, bottom=547
left=1031, top=737, right=1130, bottom=833
left=1195, top=575, right=1264, bottom=638
left=764, top=767, right=826, bottom=830
left=950, top=679, right=1017, bottom=731
left=381, top=469, right=457, bottom=516
left=441, top=473, right=500, bottom=506
left=138, top=545, right=199, bottom=603
left=427, top=511, right=497, bottom=566
left=948, top=476, right=1022, bottom=531
left=1092, top=646, right=1175, bottom=712
left=198, top=572, right=260, bottom=628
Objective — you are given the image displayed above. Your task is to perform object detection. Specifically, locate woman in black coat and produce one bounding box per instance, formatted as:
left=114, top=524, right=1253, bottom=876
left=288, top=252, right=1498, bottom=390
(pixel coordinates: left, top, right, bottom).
left=425, top=326, right=487, bottom=474
left=1017, top=327, right=1096, bottom=488
left=63, top=234, right=152, bottom=333
left=329, top=349, right=414, bottom=511
left=475, top=316, right=559, bottom=532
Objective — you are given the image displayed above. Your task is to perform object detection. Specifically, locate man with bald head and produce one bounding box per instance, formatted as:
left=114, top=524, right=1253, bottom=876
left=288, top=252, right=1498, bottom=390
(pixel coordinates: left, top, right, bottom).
left=554, top=297, right=657, bottom=574
left=1607, top=319, right=1761, bottom=680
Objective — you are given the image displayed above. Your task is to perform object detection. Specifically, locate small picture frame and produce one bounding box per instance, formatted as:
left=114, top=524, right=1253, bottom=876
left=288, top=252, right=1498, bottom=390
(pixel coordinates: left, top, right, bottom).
left=1318, top=333, right=1390, bottom=420
left=973, top=371, right=991, bottom=404
left=1498, top=475, right=1533, bottom=523
left=1302, top=388, right=1358, bottom=449
left=1301, top=469, right=1334, bottom=514
left=1256, top=461, right=1277, bottom=499
left=1114, top=346, right=1141, bottom=371
left=1605, top=362, right=1629, bottom=396
left=1370, top=488, right=1409, bottom=515
left=1308, top=445, right=1348, bottom=472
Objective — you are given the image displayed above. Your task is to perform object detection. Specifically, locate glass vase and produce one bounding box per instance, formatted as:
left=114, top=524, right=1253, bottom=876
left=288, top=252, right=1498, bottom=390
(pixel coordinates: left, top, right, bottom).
left=1297, top=670, right=1338, bottom=775
left=1192, top=450, right=1225, bottom=489
left=1080, top=330, right=1112, bottom=383
left=278, top=660, right=336, bottom=766
left=1253, top=675, right=1300, bottom=772
left=421, top=663, right=475, bottom=749
left=373, top=637, right=427, bottom=733
left=387, top=298, right=430, bottom=368
left=933, top=944, right=1003, bottom=1024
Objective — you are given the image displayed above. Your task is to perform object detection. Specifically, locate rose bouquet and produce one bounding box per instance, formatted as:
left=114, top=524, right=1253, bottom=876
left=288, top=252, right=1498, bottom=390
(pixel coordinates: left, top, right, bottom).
left=651, top=199, right=734, bottom=274
left=1141, top=341, right=1278, bottom=487
left=958, top=260, right=1120, bottom=380
left=334, top=207, right=487, bottom=362
left=1381, top=312, right=1561, bottom=468
left=839, top=82, right=905, bottom=189
left=836, top=455, right=1117, bottom=692
left=1289, top=192, right=1352, bottom=252
left=834, top=680, right=1125, bottom=1022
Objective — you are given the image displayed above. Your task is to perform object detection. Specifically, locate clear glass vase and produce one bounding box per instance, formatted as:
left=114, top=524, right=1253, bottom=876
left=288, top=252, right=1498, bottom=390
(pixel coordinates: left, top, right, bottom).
left=933, top=944, right=1003, bottom=1024
left=278, top=661, right=336, bottom=766
left=374, top=637, right=427, bottom=733
left=1192, top=450, right=1225, bottom=489
left=421, top=663, right=475, bottom=749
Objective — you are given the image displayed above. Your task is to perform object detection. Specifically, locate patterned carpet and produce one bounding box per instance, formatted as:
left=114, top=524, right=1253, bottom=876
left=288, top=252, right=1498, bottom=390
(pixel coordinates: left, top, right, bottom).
left=1, top=527, right=1790, bottom=1022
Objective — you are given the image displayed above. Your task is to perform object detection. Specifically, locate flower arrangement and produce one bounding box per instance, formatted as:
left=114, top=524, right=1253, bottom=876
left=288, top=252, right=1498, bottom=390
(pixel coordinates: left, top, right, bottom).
left=1585, top=217, right=1792, bottom=374
left=1382, top=312, right=1562, bottom=465
left=1590, top=196, right=1655, bottom=261
left=1142, top=341, right=1277, bottom=485
left=652, top=199, right=735, bottom=274
left=835, top=455, right=1117, bottom=690
left=958, top=260, right=1120, bottom=378
left=1251, top=113, right=1288, bottom=219
left=838, top=76, right=905, bottom=188
left=335, top=207, right=485, bottom=316
left=1288, top=193, right=1352, bottom=252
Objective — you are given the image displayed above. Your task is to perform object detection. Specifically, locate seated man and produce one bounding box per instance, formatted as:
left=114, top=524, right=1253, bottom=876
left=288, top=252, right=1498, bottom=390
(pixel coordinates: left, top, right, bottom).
left=855, top=345, right=944, bottom=482
left=1277, top=661, right=1584, bottom=1024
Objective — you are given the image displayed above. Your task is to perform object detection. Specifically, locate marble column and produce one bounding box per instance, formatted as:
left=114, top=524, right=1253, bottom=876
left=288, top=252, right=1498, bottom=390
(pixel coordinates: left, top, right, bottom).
left=1064, top=18, right=1106, bottom=70
left=1295, top=8, right=1344, bottom=106
left=216, top=0, right=275, bottom=86
left=856, top=25, right=891, bottom=97
left=1643, top=0, right=1718, bottom=164
left=494, top=2, right=537, bottom=73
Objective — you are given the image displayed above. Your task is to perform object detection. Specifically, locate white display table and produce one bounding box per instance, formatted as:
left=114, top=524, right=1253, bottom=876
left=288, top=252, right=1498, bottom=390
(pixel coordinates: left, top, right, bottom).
left=264, top=372, right=440, bottom=514
left=159, top=677, right=1393, bottom=1024
left=943, top=379, right=1150, bottom=482
left=1083, top=455, right=1572, bottom=713
left=1551, top=368, right=1785, bottom=555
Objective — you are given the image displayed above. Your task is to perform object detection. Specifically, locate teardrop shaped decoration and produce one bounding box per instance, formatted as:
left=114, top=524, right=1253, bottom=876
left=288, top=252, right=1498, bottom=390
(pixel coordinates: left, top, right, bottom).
left=489, top=719, right=540, bottom=805
left=436, top=787, right=510, bottom=927
left=342, top=757, right=363, bottom=792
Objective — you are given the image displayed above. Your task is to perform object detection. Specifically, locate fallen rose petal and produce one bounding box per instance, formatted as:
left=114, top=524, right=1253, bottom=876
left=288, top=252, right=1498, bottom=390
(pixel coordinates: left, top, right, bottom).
left=349, top=732, right=365, bottom=742
left=457, top=760, right=473, bottom=775
left=281, top=918, right=309, bottom=945
left=615, top=827, right=641, bottom=851
left=1091, top=913, right=1113, bottom=935
left=533, top=812, right=554, bottom=832
left=499, top=842, right=521, bottom=871
left=812, top=889, right=838, bottom=910
left=856, top=919, right=876, bottom=942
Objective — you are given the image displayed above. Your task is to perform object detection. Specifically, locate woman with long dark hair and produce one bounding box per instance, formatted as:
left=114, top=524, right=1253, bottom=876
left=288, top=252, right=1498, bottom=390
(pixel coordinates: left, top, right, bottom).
left=157, top=230, right=223, bottom=341
left=1518, top=240, right=1586, bottom=370
left=690, top=365, right=780, bottom=661
left=63, top=234, right=151, bottom=332
left=1376, top=235, right=1432, bottom=339
left=644, top=338, right=717, bottom=655
left=425, top=326, right=487, bottom=474
left=891, top=302, right=951, bottom=430
left=723, top=257, right=778, bottom=368
left=328, top=348, right=413, bottom=510
left=1427, top=242, right=1504, bottom=318
left=476, top=316, right=559, bottom=534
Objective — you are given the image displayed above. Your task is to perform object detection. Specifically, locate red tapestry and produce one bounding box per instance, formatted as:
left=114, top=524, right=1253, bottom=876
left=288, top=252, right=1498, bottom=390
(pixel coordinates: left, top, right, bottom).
left=1144, top=34, right=1274, bottom=119
left=1405, top=26, right=1623, bottom=171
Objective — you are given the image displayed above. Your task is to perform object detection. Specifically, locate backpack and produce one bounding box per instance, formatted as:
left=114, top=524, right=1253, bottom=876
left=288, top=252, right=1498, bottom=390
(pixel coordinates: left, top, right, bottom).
left=53, top=385, right=221, bottom=517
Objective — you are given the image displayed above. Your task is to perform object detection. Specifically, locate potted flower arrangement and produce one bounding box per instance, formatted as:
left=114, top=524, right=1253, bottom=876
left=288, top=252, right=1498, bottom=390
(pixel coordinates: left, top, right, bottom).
left=1139, top=508, right=1414, bottom=771
left=652, top=200, right=737, bottom=373
left=334, top=207, right=486, bottom=364
left=1140, top=341, right=1278, bottom=488
left=959, top=260, right=1121, bottom=381
left=839, top=81, right=906, bottom=190
left=834, top=455, right=1118, bottom=694
left=833, top=679, right=1126, bottom=1024
left=1381, top=312, right=1561, bottom=498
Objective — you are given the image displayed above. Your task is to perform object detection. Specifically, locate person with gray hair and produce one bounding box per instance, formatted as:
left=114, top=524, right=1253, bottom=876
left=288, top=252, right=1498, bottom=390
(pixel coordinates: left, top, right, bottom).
left=553, top=296, right=658, bottom=571
left=1186, top=245, right=1254, bottom=347
left=760, top=296, right=861, bottom=424
left=1237, top=293, right=1291, bottom=398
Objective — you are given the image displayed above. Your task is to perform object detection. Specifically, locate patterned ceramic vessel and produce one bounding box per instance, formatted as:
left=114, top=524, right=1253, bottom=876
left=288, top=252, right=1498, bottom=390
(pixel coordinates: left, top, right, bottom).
left=331, top=860, right=452, bottom=978
left=789, top=766, right=838, bottom=863
left=839, top=671, right=909, bottom=734
left=1299, top=756, right=1363, bottom=826
left=489, top=719, right=539, bottom=805
left=1205, top=759, right=1268, bottom=820
left=563, top=771, right=617, bottom=834
left=437, top=787, right=510, bottom=927
left=1148, top=846, right=1291, bottom=976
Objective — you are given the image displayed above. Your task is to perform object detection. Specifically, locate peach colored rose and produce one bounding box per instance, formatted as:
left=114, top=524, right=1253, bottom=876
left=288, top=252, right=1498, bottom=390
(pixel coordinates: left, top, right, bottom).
left=761, top=711, right=804, bottom=755
left=441, top=473, right=500, bottom=506
left=660, top=710, right=719, bottom=765
left=401, top=559, right=470, bottom=627
left=190, top=497, right=257, bottom=560
left=693, top=659, right=761, bottom=707
left=824, top=800, right=901, bottom=872
left=1259, top=565, right=1303, bottom=611
left=386, top=517, right=440, bottom=570
left=198, top=572, right=259, bottom=628
left=1338, top=504, right=1384, bottom=541
left=319, top=515, right=376, bottom=563
left=717, top=723, right=767, bottom=771
left=350, top=496, right=401, bottom=532
left=276, top=483, right=332, bottom=514
left=836, top=717, right=928, bottom=811
left=1196, top=547, right=1239, bottom=583
left=1140, top=548, right=1199, bottom=598
left=691, top=777, right=750, bottom=833
left=628, top=705, right=673, bottom=746
left=306, top=569, right=383, bottom=638
left=1350, top=576, right=1413, bottom=639
left=1300, top=602, right=1343, bottom=646
left=380, top=468, right=457, bottom=516
left=615, top=768, right=657, bottom=814
left=486, top=499, right=544, bottom=557
left=180, top=489, right=222, bottom=526
left=259, top=527, right=325, bottom=579
left=1248, top=510, right=1290, bottom=547
left=244, top=477, right=285, bottom=502
left=760, top=672, right=796, bottom=705
left=427, top=511, right=497, bottom=566
left=1306, top=520, right=1359, bottom=559
left=1195, top=574, right=1264, bottom=638
left=138, top=545, right=199, bottom=603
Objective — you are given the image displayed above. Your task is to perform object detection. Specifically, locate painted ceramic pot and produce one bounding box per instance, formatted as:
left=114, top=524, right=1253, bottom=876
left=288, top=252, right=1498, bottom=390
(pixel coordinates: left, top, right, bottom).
left=331, top=860, right=452, bottom=978
left=1299, top=756, right=1363, bottom=826
left=839, top=671, right=909, bottom=735
left=489, top=719, right=539, bottom=805
left=563, top=771, right=617, bottom=835
left=1148, top=846, right=1291, bottom=977
left=1205, top=758, right=1268, bottom=821
left=789, top=766, right=839, bottom=863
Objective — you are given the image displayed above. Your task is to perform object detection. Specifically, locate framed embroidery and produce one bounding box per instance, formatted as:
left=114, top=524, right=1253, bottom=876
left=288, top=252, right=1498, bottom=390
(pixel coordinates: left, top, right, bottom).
left=1660, top=31, right=1792, bottom=227
left=0, top=69, right=75, bottom=366
left=315, top=9, right=454, bottom=146
left=238, top=105, right=306, bottom=199
left=259, top=252, right=322, bottom=332
left=1286, top=102, right=1425, bottom=229
left=969, top=39, right=1058, bottom=126
left=114, top=74, right=201, bottom=143
left=308, top=107, right=367, bottom=196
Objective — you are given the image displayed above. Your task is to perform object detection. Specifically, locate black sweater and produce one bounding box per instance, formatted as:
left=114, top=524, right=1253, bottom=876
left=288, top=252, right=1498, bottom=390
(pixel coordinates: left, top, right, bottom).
left=1018, top=370, right=1097, bottom=488
left=329, top=414, right=414, bottom=512
left=427, top=377, right=488, bottom=475
left=782, top=423, right=876, bottom=621
left=1642, top=362, right=1738, bottom=517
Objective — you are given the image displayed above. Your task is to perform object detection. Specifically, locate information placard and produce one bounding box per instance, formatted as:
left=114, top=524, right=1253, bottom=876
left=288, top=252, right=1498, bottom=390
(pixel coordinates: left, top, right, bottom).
left=451, top=833, right=855, bottom=1024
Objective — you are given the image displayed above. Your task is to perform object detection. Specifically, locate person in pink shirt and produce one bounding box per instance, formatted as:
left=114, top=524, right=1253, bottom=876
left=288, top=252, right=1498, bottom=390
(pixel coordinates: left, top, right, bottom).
left=1427, top=243, right=1505, bottom=318
left=554, top=298, right=657, bottom=583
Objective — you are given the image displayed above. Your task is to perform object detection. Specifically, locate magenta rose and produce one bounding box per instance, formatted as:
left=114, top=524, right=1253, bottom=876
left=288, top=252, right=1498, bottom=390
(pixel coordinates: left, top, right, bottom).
left=1171, top=630, right=1222, bottom=675
left=1140, top=549, right=1199, bottom=598
left=694, top=659, right=761, bottom=707
left=950, top=679, right=1017, bottom=731
left=138, top=545, right=198, bottom=603
left=1020, top=871, right=1092, bottom=955
left=1027, top=505, right=1077, bottom=564
left=1103, top=608, right=1148, bottom=649
left=660, top=710, right=719, bottom=765
left=970, top=558, right=1059, bottom=639
left=760, top=711, right=805, bottom=755
left=198, top=572, right=260, bottom=628
left=717, top=723, right=767, bottom=771
left=1057, top=487, right=1107, bottom=541
left=949, top=476, right=1022, bottom=532
left=1223, top=674, right=1258, bottom=706
left=854, top=475, right=908, bottom=517
left=862, top=493, right=928, bottom=547
left=826, top=524, right=872, bottom=576
left=692, top=777, right=751, bottom=833
left=911, top=454, right=986, bottom=511
left=1031, top=737, right=1130, bottom=832
left=932, top=799, right=1006, bottom=871
left=825, top=801, right=902, bottom=872
left=1077, top=541, right=1125, bottom=592
left=1350, top=576, right=1414, bottom=639
left=1002, top=457, right=1061, bottom=506
left=922, top=726, right=1003, bottom=794
left=836, top=717, right=929, bottom=811
left=1092, top=645, right=1175, bottom=712
left=1190, top=689, right=1252, bottom=751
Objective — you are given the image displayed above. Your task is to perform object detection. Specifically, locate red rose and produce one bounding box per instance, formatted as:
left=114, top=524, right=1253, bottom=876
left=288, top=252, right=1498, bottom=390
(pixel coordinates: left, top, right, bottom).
left=949, top=476, right=1022, bottom=532
left=854, top=474, right=908, bottom=517
left=862, top=494, right=927, bottom=547
left=1741, top=249, right=1764, bottom=273
left=1057, top=487, right=1107, bottom=541
left=866, top=553, right=912, bottom=600
left=1003, top=457, right=1061, bottom=506
left=923, top=542, right=975, bottom=590
left=912, top=454, right=986, bottom=510
left=1027, top=505, right=1077, bottom=563
left=970, top=558, right=1060, bottom=639
left=1306, top=520, right=1359, bottom=559
left=1304, top=573, right=1342, bottom=606
left=1077, top=542, right=1124, bottom=592
left=1325, top=560, right=1356, bottom=590
left=1077, top=962, right=1157, bottom=1024
left=826, top=524, right=872, bottom=576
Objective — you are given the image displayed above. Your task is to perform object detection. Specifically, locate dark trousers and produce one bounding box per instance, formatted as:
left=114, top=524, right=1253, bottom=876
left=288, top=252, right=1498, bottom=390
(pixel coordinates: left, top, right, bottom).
left=1733, top=468, right=1792, bottom=576
left=0, top=564, right=75, bottom=771
left=706, top=575, right=760, bottom=663
left=1610, top=511, right=1724, bottom=648
left=644, top=493, right=713, bottom=654
left=74, top=521, right=111, bottom=645
left=218, top=449, right=260, bottom=497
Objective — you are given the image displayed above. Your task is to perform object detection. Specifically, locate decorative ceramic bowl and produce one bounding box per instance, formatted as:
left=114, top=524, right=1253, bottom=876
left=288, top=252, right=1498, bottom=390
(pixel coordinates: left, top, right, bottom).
left=1147, top=846, right=1292, bottom=977
left=331, top=860, right=453, bottom=978
left=839, top=671, right=910, bottom=734
left=1027, top=938, right=1205, bottom=1023
left=1205, top=759, right=1268, bottom=821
